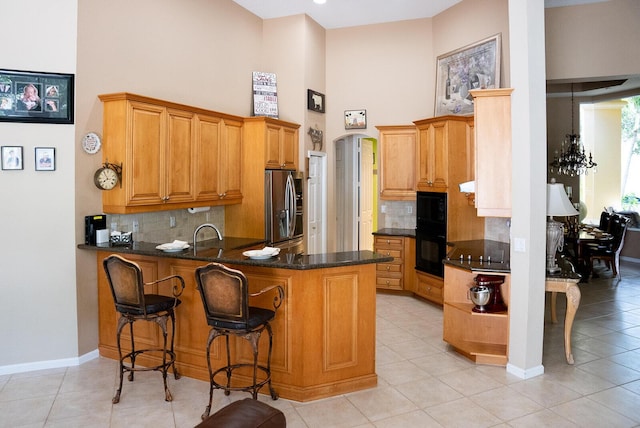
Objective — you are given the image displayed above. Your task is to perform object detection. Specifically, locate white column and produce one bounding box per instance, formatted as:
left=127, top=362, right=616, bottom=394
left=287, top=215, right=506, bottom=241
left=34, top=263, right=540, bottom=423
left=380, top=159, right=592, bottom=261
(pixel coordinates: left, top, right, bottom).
left=506, top=0, right=547, bottom=378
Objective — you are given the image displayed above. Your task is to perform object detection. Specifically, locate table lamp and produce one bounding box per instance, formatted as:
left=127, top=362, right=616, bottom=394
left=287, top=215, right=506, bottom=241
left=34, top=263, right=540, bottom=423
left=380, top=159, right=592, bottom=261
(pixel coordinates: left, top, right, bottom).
left=547, top=180, right=579, bottom=273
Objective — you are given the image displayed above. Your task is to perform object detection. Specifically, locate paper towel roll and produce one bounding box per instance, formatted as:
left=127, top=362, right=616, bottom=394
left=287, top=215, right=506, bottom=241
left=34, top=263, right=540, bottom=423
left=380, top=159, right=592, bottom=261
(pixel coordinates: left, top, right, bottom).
left=96, top=229, right=110, bottom=244
left=187, top=207, right=211, bottom=214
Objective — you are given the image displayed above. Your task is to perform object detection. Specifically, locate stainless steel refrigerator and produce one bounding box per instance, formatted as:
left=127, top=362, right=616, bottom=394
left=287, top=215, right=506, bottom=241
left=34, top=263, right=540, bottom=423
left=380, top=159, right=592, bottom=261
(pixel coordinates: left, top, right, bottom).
left=265, top=170, right=304, bottom=253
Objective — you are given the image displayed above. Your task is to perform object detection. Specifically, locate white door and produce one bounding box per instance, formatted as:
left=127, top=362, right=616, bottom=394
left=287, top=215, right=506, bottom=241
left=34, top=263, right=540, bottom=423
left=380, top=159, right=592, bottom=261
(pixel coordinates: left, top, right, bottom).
left=359, top=139, right=374, bottom=251
left=335, top=139, right=346, bottom=252
left=307, top=151, right=327, bottom=254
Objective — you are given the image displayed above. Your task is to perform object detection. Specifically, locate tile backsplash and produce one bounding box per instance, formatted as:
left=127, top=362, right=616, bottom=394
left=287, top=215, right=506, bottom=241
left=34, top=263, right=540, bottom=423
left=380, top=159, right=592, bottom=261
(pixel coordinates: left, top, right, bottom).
left=107, top=206, right=225, bottom=244
left=378, top=201, right=416, bottom=229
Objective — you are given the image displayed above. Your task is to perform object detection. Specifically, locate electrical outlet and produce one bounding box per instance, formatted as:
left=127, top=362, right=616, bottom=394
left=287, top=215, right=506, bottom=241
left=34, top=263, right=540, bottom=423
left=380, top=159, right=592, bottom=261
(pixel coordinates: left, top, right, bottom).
left=407, top=205, right=413, bottom=214
left=206, top=212, right=210, bottom=222
left=381, top=205, right=386, bottom=213
left=132, top=220, right=139, bottom=233
left=170, top=216, right=176, bottom=228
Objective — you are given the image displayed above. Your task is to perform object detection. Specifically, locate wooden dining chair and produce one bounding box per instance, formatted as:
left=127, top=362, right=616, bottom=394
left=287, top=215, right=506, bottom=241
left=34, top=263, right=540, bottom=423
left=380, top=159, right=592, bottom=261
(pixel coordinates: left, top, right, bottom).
left=589, top=215, right=630, bottom=278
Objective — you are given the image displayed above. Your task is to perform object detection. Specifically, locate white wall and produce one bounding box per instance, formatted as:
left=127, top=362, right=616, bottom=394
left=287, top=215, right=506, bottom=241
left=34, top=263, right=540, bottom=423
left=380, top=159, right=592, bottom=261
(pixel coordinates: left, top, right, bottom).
left=0, top=0, right=78, bottom=368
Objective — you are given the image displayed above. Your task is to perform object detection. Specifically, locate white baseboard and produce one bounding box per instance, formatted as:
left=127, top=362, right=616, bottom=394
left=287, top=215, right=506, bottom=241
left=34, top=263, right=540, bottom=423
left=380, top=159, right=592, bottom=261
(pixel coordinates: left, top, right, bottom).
left=621, top=256, right=640, bottom=264
left=506, top=362, right=545, bottom=379
left=0, top=349, right=99, bottom=376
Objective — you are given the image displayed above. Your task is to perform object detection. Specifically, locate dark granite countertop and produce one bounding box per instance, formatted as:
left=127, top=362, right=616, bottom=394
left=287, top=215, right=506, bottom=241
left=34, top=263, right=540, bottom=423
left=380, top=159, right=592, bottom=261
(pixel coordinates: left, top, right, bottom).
left=79, top=237, right=392, bottom=270
left=373, top=228, right=416, bottom=238
left=443, top=239, right=510, bottom=273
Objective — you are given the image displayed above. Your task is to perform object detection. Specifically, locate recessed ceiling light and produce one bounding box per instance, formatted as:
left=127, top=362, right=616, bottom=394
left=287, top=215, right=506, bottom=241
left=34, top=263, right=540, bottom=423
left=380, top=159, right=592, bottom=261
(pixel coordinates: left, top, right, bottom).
left=314, top=0, right=326, bottom=4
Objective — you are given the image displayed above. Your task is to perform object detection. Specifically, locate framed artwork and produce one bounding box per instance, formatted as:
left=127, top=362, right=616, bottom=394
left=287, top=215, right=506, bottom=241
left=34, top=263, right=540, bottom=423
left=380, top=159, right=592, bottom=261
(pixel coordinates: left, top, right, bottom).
left=344, top=110, right=366, bottom=130
left=434, top=34, right=501, bottom=116
left=307, top=89, right=325, bottom=113
left=35, top=147, right=56, bottom=171
left=1, top=146, right=23, bottom=170
left=0, top=69, right=74, bottom=124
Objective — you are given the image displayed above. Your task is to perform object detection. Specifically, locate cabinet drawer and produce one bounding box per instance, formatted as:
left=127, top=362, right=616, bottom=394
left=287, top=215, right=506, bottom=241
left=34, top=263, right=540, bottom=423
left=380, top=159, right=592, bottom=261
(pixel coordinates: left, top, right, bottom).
left=374, top=236, right=404, bottom=248
left=374, top=248, right=402, bottom=259
left=415, top=271, right=443, bottom=304
left=377, top=263, right=402, bottom=274
left=376, top=276, right=403, bottom=290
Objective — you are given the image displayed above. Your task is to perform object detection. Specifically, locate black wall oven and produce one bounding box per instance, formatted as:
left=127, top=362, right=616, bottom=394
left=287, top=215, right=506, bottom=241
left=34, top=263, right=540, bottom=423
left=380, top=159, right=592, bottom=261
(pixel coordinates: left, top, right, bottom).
left=416, top=191, right=447, bottom=277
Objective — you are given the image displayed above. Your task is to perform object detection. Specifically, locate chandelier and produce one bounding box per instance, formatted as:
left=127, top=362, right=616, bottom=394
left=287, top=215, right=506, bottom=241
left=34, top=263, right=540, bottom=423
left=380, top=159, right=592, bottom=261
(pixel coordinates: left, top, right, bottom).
left=549, top=84, right=597, bottom=176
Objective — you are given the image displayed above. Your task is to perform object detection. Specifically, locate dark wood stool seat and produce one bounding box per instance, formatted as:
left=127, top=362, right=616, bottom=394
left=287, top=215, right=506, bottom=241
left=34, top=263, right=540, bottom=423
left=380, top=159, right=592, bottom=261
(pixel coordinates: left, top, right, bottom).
left=195, top=398, right=286, bottom=428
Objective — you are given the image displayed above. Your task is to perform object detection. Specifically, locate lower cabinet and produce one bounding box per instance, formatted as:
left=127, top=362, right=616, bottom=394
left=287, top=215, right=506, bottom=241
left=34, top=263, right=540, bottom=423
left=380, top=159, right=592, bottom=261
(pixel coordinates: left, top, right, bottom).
left=414, top=270, right=444, bottom=304
left=442, top=264, right=511, bottom=365
left=374, top=236, right=415, bottom=291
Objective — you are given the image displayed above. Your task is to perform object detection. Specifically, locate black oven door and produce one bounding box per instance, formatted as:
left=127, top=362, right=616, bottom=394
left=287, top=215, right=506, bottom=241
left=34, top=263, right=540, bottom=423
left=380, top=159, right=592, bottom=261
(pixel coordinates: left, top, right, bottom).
left=415, top=229, right=446, bottom=278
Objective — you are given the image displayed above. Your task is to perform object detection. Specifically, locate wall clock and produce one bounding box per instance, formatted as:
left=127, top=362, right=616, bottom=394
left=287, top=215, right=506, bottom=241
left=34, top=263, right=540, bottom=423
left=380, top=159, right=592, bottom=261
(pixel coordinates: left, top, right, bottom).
left=93, top=161, right=122, bottom=190
left=82, top=132, right=102, bottom=154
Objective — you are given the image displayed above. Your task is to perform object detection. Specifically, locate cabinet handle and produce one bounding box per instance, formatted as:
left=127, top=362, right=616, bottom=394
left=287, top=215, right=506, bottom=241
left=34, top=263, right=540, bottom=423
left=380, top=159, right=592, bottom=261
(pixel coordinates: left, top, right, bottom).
left=386, top=252, right=390, bottom=256
left=386, top=239, right=390, bottom=244
left=386, top=266, right=390, bottom=271
left=386, top=280, right=390, bottom=285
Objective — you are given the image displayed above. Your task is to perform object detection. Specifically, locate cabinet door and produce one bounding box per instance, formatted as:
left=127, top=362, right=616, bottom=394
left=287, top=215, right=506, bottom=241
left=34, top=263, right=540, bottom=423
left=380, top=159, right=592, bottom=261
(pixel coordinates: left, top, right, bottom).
left=416, top=121, right=447, bottom=192
left=280, top=125, right=298, bottom=170
left=220, top=118, right=243, bottom=202
left=265, top=123, right=282, bottom=169
left=127, top=101, right=165, bottom=206
left=378, top=126, right=416, bottom=200
left=429, top=121, right=449, bottom=191
left=472, top=89, right=513, bottom=217
left=194, top=114, right=222, bottom=202
left=165, top=108, right=195, bottom=204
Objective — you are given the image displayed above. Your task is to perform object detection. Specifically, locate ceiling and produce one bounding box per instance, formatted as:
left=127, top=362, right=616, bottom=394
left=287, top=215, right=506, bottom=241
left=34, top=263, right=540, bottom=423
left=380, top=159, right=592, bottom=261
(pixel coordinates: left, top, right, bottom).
left=231, top=0, right=608, bottom=30
left=231, top=0, right=639, bottom=100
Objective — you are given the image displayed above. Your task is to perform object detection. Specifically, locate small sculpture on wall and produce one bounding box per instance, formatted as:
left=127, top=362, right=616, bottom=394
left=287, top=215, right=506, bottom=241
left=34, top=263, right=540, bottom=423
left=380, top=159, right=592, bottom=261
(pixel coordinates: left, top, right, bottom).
left=308, top=125, right=323, bottom=151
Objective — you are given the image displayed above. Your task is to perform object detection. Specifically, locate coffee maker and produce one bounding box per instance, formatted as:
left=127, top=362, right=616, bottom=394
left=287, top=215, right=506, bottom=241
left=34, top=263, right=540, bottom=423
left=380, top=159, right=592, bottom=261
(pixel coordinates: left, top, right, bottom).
left=470, top=274, right=507, bottom=313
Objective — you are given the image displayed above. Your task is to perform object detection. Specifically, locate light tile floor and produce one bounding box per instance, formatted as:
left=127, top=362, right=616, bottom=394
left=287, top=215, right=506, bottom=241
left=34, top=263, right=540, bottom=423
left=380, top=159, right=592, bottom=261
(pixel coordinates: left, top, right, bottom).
left=2, top=261, right=640, bottom=427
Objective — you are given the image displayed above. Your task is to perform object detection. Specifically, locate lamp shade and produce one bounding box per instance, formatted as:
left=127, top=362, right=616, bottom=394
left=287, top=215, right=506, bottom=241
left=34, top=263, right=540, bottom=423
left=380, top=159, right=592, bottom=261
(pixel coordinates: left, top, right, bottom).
left=547, top=182, right=579, bottom=216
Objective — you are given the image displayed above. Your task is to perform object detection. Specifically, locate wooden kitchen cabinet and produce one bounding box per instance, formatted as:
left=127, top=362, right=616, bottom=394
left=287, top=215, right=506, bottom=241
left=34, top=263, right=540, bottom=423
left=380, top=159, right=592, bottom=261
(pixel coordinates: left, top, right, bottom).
left=470, top=88, right=514, bottom=217
left=194, top=114, right=243, bottom=205
left=414, top=270, right=444, bottom=304
left=374, top=236, right=415, bottom=291
left=98, top=93, right=244, bottom=213
left=243, top=116, right=299, bottom=170
left=224, top=116, right=301, bottom=239
left=376, top=125, right=417, bottom=200
left=443, top=265, right=511, bottom=365
left=413, top=115, right=474, bottom=192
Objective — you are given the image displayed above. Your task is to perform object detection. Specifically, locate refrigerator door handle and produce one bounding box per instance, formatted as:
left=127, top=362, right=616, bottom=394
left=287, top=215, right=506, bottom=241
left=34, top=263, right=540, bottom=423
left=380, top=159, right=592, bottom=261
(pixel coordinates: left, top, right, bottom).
left=286, top=174, right=296, bottom=238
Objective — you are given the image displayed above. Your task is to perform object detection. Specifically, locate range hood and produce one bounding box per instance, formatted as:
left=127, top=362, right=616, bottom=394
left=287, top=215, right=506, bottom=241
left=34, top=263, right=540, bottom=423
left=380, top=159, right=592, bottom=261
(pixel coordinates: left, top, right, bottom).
left=459, top=180, right=475, bottom=193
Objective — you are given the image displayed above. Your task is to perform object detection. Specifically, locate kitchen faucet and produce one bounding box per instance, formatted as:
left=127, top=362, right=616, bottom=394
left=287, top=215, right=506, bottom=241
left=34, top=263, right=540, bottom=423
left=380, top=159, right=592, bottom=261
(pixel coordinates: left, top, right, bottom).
left=193, top=223, right=223, bottom=256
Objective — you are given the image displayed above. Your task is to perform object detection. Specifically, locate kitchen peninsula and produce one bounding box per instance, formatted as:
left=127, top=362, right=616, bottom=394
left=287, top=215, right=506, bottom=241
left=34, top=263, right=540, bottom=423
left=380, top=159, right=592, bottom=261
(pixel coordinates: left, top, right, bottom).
left=80, top=240, right=392, bottom=402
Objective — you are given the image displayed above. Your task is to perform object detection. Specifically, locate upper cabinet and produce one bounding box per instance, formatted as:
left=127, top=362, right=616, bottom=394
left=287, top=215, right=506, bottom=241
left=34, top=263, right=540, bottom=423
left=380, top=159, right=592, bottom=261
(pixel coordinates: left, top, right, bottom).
left=244, top=117, right=299, bottom=170
left=98, top=93, right=244, bottom=214
left=470, top=89, right=513, bottom=217
left=413, top=116, right=475, bottom=193
left=224, top=116, right=301, bottom=239
left=376, top=125, right=417, bottom=200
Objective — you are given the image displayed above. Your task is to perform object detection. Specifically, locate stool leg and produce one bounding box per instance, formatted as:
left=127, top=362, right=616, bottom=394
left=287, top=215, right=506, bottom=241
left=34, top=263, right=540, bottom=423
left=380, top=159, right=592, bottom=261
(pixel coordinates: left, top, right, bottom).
left=202, top=328, right=219, bottom=420
left=113, top=315, right=128, bottom=404
left=156, top=315, right=173, bottom=402
left=224, top=334, right=232, bottom=395
left=247, top=331, right=260, bottom=399
left=169, top=311, right=180, bottom=380
left=265, top=323, right=278, bottom=400
left=128, top=321, right=135, bottom=381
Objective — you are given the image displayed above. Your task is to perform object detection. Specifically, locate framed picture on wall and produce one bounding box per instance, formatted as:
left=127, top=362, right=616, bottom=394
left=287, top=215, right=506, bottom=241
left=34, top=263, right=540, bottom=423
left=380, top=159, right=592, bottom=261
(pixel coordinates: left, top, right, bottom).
left=0, top=69, right=74, bottom=124
left=35, top=147, right=56, bottom=171
left=1, top=146, right=23, bottom=170
left=434, top=34, right=501, bottom=116
left=307, top=89, right=325, bottom=113
left=344, top=110, right=366, bottom=130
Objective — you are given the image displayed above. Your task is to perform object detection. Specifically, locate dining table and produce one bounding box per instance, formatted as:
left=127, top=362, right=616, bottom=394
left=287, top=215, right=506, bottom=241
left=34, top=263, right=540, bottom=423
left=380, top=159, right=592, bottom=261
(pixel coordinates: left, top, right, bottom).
left=564, top=225, right=614, bottom=280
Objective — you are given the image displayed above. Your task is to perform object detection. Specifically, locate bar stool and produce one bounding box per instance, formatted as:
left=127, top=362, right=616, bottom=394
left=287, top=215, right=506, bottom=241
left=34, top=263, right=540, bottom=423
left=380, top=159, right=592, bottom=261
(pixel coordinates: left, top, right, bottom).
left=103, top=254, right=185, bottom=403
left=194, top=262, right=284, bottom=420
